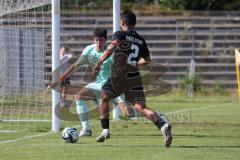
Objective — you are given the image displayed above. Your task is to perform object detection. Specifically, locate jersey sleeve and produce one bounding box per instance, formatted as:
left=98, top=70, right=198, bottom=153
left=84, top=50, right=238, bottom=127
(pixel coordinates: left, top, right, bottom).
left=75, top=46, right=89, bottom=66
left=112, top=31, right=125, bottom=41
left=141, top=40, right=150, bottom=58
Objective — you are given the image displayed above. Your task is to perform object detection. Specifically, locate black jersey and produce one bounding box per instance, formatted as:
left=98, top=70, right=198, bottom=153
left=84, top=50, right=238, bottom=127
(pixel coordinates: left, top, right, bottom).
left=111, top=30, right=150, bottom=78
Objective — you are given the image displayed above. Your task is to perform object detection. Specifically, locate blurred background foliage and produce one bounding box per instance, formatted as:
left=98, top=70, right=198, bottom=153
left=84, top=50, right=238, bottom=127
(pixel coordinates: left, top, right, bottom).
left=60, top=0, right=240, bottom=11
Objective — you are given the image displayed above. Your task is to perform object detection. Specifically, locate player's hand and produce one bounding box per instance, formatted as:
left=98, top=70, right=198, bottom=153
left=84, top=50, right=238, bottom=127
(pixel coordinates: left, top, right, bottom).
left=47, top=80, right=61, bottom=90
left=92, top=60, right=103, bottom=77
left=92, top=64, right=100, bottom=76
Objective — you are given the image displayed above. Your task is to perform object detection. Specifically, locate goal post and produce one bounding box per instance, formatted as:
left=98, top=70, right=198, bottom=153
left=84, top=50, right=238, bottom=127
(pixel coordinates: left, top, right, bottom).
left=235, top=49, right=240, bottom=100
left=51, top=0, right=61, bottom=132
left=112, top=0, right=121, bottom=120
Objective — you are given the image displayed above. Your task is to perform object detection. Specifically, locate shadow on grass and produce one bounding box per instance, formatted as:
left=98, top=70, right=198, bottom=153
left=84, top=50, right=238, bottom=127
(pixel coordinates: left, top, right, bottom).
left=75, top=143, right=240, bottom=149
left=174, top=145, right=240, bottom=148
left=174, top=134, right=240, bottom=139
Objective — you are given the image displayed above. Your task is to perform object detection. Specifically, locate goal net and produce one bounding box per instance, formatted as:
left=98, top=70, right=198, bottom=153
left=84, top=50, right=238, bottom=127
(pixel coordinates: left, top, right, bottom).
left=0, top=0, right=51, bottom=132
left=0, top=0, right=116, bottom=132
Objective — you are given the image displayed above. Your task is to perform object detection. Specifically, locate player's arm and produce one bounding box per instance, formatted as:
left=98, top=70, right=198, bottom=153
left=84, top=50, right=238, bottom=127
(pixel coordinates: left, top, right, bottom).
left=47, top=63, right=77, bottom=90
left=137, top=56, right=151, bottom=66
left=47, top=56, right=85, bottom=90
left=93, top=40, right=118, bottom=74
left=137, top=39, right=151, bottom=66
left=60, top=56, right=86, bottom=81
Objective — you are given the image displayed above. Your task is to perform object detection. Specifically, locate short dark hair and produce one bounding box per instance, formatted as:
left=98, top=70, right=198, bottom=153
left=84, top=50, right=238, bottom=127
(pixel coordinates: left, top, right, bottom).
left=62, top=46, right=70, bottom=52
left=121, top=10, right=136, bottom=26
left=93, top=28, right=107, bottom=39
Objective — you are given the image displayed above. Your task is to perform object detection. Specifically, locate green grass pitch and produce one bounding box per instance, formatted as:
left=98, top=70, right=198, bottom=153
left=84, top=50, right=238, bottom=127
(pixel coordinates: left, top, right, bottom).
left=0, top=93, right=240, bottom=160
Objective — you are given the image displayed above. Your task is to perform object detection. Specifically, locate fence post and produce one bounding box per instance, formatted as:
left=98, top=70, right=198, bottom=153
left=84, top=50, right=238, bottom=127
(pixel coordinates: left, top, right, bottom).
left=188, top=29, right=196, bottom=97
left=176, top=20, right=179, bottom=54
left=210, top=18, right=214, bottom=55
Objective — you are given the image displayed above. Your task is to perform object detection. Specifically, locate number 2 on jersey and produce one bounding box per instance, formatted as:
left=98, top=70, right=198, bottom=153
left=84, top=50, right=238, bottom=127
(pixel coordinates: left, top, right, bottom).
left=127, top=44, right=139, bottom=66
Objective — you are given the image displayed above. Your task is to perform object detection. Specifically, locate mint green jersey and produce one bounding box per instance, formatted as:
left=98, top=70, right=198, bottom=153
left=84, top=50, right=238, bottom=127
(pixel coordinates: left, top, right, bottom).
left=75, top=44, right=112, bottom=84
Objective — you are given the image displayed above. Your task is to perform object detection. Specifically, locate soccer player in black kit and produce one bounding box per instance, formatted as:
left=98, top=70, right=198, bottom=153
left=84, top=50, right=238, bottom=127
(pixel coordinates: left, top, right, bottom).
left=93, top=10, right=172, bottom=147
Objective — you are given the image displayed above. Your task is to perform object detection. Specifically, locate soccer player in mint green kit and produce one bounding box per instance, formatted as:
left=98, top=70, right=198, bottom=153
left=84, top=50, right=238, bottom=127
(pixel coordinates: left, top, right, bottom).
left=48, top=28, right=133, bottom=136
left=74, top=28, right=132, bottom=136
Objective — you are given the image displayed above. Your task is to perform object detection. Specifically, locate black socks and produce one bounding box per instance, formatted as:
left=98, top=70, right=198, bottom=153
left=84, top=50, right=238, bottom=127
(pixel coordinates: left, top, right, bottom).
left=101, top=119, right=109, bottom=129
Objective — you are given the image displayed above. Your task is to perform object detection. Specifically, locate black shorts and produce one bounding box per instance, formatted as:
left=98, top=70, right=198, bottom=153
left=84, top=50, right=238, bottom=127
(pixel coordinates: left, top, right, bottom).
left=61, top=78, right=71, bottom=85
left=102, top=77, right=146, bottom=105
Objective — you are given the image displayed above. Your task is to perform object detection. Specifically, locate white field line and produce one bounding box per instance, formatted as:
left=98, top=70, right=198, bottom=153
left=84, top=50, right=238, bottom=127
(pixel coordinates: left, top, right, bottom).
left=0, top=102, right=232, bottom=145
left=166, top=102, right=232, bottom=115
left=0, top=132, right=54, bottom=144
left=0, top=125, right=81, bottom=145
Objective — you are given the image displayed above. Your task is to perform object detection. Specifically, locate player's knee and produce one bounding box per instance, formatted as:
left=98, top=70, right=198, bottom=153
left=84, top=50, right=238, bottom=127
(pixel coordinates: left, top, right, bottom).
left=75, top=93, right=84, bottom=100
left=75, top=94, right=79, bottom=100
left=100, top=92, right=110, bottom=102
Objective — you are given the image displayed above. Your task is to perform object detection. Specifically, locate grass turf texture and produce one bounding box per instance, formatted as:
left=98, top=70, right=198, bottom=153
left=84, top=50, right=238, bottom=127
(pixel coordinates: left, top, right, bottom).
left=0, top=93, right=240, bottom=160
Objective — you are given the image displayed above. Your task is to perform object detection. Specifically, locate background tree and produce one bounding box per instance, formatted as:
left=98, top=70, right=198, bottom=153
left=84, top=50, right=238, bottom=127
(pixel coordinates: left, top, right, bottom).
left=160, top=0, right=240, bottom=10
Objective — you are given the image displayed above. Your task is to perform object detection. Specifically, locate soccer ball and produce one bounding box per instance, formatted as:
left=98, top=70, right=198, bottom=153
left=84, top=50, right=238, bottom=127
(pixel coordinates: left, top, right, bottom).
left=62, top=127, right=79, bottom=143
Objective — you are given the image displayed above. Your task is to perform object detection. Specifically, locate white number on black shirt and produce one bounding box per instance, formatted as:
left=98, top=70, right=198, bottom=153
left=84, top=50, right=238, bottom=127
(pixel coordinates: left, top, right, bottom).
left=127, top=44, right=139, bottom=66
